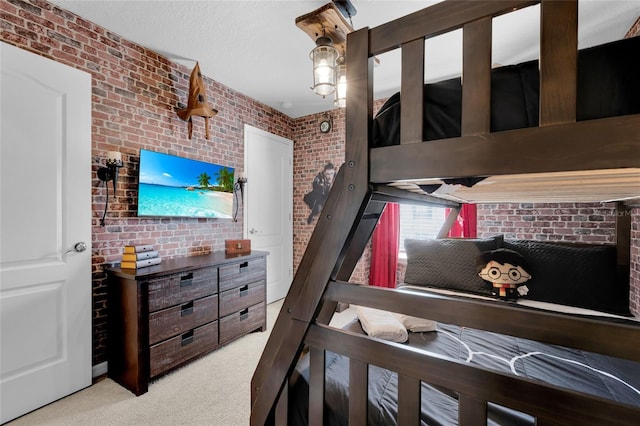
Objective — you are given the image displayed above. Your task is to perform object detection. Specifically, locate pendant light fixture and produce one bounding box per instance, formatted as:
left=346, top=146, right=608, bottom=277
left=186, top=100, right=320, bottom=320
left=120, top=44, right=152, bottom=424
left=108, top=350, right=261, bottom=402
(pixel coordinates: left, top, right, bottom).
left=310, top=29, right=339, bottom=98
left=334, top=54, right=347, bottom=107
left=297, top=2, right=357, bottom=103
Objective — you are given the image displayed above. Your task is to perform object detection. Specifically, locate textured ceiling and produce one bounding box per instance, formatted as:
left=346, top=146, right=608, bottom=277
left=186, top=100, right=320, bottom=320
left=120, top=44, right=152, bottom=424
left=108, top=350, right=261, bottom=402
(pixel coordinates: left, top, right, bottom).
left=48, top=1, right=639, bottom=119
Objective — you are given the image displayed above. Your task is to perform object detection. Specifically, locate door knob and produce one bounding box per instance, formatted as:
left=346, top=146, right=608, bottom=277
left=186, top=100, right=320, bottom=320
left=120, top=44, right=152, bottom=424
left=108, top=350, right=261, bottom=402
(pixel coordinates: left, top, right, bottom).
left=65, top=242, right=87, bottom=254
left=249, top=228, right=258, bottom=234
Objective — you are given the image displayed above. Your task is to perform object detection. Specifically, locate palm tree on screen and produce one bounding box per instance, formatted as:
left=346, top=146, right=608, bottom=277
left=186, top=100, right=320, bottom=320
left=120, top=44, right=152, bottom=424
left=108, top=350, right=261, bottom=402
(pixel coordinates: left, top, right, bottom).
left=216, top=167, right=234, bottom=192
left=197, top=172, right=211, bottom=188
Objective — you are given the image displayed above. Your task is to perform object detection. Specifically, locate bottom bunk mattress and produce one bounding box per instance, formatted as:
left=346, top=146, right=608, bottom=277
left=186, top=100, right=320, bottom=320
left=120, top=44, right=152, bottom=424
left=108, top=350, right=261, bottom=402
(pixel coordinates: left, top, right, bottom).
left=289, top=319, right=640, bottom=425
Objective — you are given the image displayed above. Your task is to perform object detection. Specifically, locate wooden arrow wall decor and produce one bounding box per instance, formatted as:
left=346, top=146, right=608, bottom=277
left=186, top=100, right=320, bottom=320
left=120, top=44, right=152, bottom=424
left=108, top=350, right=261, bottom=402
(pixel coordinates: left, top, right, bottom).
left=177, top=62, right=218, bottom=139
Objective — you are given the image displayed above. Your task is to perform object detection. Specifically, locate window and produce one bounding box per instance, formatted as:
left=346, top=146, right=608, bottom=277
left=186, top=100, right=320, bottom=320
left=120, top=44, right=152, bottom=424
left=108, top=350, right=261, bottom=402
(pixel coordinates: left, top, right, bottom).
left=399, top=204, right=447, bottom=256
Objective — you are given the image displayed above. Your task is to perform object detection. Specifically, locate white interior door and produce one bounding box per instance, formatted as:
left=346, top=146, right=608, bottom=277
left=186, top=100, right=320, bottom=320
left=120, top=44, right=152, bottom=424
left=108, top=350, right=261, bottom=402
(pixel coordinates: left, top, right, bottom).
left=244, top=125, right=293, bottom=304
left=0, top=42, right=92, bottom=423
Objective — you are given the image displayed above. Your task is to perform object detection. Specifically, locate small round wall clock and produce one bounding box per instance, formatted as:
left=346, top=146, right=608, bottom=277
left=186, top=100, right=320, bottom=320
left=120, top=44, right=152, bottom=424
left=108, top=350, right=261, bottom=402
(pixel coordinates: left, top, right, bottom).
left=319, top=114, right=332, bottom=133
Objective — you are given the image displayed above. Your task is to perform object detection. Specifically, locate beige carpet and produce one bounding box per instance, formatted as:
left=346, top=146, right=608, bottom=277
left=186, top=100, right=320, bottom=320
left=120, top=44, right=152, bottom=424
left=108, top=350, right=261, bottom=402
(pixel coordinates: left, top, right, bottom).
left=7, top=301, right=357, bottom=426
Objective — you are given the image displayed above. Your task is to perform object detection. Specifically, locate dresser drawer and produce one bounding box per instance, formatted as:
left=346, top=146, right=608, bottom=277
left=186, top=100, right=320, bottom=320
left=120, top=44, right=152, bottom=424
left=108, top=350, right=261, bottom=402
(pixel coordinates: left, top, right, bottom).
left=148, top=294, right=218, bottom=345
left=219, top=302, right=265, bottom=345
left=219, top=280, right=265, bottom=318
left=149, top=321, right=218, bottom=378
left=147, top=267, right=217, bottom=311
left=218, top=257, right=266, bottom=292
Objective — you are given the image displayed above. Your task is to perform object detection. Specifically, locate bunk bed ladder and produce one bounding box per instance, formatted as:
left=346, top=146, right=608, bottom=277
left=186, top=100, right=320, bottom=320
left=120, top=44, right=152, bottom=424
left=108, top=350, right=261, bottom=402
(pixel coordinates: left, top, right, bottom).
left=251, top=24, right=373, bottom=425
left=250, top=180, right=390, bottom=425
left=250, top=179, right=381, bottom=425
left=251, top=24, right=372, bottom=425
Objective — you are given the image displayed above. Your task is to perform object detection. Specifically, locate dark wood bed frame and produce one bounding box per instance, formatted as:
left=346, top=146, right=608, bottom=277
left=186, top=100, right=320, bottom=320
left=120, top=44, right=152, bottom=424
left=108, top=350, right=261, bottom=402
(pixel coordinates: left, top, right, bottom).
left=251, top=1, right=640, bottom=424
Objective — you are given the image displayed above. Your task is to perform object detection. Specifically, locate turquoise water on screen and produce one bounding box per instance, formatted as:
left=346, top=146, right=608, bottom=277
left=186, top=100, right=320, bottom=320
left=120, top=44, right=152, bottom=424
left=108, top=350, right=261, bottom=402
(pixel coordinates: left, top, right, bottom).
left=138, top=183, right=233, bottom=219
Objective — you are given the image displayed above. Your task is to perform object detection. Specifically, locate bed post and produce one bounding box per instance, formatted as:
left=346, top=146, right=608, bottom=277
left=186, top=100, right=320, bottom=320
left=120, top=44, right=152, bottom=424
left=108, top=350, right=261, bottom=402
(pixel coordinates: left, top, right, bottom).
left=616, top=202, right=631, bottom=266
left=250, top=27, right=374, bottom=425
left=616, top=201, right=632, bottom=310
left=437, top=205, right=461, bottom=239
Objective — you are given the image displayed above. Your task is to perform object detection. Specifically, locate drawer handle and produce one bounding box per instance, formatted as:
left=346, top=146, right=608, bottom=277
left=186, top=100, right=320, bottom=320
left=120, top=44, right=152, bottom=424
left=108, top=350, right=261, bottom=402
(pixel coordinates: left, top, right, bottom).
left=180, top=273, right=194, bottom=287
left=239, top=261, right=248, bottom=271
left=239, top=285, right=249, bottom=297
left=181, top=330, right=194, bottom=346
left=180, top=301, right=194, bottom=317
left=239, top=308, right=249, bottom=321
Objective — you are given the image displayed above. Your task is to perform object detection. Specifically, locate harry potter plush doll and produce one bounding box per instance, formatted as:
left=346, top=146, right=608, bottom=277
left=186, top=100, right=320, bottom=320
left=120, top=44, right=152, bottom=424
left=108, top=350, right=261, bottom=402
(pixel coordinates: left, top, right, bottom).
left=476, top=248, right=532, bottom=300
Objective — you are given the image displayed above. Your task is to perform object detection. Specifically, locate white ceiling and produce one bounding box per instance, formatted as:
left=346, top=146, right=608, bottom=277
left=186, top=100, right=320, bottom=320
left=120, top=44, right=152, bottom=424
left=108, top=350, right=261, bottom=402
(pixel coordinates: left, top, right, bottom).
left=48, top=0, right=639, bottom=119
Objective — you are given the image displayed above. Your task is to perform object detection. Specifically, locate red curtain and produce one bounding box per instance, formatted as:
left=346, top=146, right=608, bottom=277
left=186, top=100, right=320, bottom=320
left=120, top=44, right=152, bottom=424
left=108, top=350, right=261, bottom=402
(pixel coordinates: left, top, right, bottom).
left=447, top=204, right=477, bottom=238
left=369, top=203, right=400, bottom=288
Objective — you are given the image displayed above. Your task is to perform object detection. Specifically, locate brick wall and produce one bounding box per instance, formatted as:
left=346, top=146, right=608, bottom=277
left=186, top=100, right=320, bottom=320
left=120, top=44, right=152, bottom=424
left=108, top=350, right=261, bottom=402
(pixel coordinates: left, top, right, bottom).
left=476, top=203, right=619, bottom=243
left=630, top=208, right=640, bottom=314
left=292, top=107, right=370, bottom=284
left=291, top=99, right=389, bottom=285
left=2, top=0, right=293, bottom=365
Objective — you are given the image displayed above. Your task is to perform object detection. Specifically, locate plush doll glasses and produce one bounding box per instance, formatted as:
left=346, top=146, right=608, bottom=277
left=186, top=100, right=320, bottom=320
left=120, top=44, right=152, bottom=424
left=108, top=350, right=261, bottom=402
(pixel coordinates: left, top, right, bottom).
left=476, top=248, right=532, bottom=300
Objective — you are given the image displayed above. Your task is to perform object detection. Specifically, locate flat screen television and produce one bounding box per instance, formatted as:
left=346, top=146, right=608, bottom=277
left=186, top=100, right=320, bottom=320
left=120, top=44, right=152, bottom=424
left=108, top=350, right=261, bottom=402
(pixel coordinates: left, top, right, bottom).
left=137, top=149, right=234, bottom=219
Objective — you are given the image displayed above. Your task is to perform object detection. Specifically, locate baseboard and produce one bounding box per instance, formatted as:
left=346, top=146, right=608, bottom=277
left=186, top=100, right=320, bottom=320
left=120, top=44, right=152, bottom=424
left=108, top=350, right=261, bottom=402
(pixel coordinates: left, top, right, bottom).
left=92, top=361, right=108, bottom=379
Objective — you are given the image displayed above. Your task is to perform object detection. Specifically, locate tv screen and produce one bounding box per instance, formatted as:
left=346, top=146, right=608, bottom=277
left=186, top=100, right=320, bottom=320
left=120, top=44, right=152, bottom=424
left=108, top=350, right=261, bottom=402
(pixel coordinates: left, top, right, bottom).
left=137, top=149, right=234, bottom=219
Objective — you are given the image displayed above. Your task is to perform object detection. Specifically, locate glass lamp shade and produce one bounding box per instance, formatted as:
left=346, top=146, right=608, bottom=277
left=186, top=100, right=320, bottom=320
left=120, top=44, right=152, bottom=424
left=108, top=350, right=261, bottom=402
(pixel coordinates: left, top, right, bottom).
left=310, top=37, right=338, bottom=97
left=106, top=150, right=123, bottom=167
left=334, top=56, right=347, bottom=107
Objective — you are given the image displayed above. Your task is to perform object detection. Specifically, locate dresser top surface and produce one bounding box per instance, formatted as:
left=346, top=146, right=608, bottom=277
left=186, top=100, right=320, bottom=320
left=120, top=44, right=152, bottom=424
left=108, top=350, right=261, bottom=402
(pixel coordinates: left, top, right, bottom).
left=106, top=251, right=268, bottom=280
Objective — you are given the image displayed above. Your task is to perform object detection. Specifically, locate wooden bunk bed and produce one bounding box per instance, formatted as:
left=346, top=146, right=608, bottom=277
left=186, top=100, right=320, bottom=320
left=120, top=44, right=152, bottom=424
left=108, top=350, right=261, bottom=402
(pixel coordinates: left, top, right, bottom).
left=251, top=1, right=640, bottom=424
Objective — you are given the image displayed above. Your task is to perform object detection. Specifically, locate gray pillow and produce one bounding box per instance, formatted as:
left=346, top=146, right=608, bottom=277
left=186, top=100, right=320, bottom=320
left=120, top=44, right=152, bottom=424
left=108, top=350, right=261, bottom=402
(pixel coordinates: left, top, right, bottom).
left=404, top=236, right=502, bottom=295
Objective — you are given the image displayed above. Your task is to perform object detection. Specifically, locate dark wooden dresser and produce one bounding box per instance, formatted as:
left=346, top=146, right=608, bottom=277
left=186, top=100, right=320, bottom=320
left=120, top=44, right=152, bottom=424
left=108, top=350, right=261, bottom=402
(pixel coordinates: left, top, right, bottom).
left=106, top=251, right=267, bottom=395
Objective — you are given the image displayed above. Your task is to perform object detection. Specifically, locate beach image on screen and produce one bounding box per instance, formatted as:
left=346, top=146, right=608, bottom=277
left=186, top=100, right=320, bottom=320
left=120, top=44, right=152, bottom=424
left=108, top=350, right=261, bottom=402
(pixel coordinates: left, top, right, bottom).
left=137, top=149, right=234, bottom=219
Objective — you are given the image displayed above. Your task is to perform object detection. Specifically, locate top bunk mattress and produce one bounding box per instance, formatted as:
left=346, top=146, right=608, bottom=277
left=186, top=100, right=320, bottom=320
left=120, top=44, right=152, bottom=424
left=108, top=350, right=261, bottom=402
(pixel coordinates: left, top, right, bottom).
left=372, top=36, right=640, bottom=148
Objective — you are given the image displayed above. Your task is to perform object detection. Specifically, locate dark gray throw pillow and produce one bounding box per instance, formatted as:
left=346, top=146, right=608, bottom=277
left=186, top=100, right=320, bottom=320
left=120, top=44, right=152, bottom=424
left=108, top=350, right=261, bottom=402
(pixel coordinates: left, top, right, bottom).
left=503, top=240, right=629, bottom=316
left=404, top=236, right=502, bottom=295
